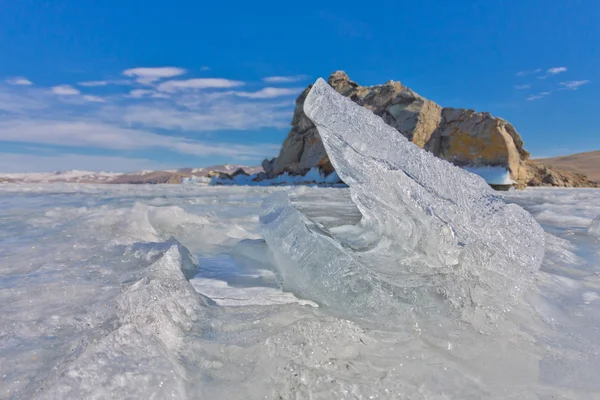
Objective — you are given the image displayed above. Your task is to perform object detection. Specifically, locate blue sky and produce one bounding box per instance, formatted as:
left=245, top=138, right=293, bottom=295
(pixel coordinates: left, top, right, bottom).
left=0, top=0, right=597, bottom=172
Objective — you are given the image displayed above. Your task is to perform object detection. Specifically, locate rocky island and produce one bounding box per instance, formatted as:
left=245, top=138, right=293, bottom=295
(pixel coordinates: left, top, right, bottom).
left=261, top=71, right=597, bottom=189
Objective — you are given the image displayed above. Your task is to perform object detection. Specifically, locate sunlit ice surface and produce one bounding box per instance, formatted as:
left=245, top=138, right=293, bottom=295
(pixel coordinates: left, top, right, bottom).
left=0, top=183, right=599, bottom=399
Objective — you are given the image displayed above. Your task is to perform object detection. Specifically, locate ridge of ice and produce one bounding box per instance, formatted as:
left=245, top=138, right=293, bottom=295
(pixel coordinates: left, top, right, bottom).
left=40, top=245, right=213, bottom=398
left=260, top=78, right=545, bottom=321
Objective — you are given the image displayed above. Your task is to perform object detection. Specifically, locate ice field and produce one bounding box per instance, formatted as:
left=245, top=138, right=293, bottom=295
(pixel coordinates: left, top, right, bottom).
left=1, top=81, right=600, bottom=399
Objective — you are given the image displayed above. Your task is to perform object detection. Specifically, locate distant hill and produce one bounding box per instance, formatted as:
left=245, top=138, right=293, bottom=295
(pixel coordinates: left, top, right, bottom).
left=0, top=164, right=262, bottom=184
left=536, top=151, right=600, bottom=183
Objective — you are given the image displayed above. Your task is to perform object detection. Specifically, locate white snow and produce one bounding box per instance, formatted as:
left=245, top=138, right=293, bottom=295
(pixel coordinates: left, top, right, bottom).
left=462, top=165, right=514, bottom=185
left=132, top=169, right=155, bottom=175
left=0, top=170, right=121, bottom=182
left=181, top=175, right=211, bottom=184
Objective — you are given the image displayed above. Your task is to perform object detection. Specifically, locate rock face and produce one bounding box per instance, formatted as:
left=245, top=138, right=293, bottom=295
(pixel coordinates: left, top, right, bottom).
left=524, top=160, right=599, bottom=188
left=264, top=71, right=535, bottom=186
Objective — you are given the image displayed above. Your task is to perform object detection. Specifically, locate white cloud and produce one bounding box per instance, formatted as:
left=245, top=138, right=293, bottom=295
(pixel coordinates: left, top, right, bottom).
left=0, top=153, right=174, bottom=173
left=151, top=92, right=170, bottom=99
left=127, top=89, right=155, bottom=98
left=516, top=69, right=542, bottom=77
left=0, top=88, right=49, bottom=112
left=559, top=80, right=590, bottom=90
left=6, top=77, right=33, bottom=85
left=121, top=100, right=292, bottom=132
left=156, top=78, right=244, bottom=93
left=0, top=119, right=280, bottom=159
left=527, top=91, right=551, bottom=101
left=235, top=87, right=303, bottom=99
left=127, top=89, right=171, bottom=99
left=262, top=75, right=308, bottom=83
left=123, top=67, right=187, bottom=84
left=83, top=95, right=106, bottom=103
left=200, top=66, right=210, bottom=71
left=51, top=85, right=81, bottom=96
left=78, top=79, right=132, bottom=86
left=0, top=67, right=297, bottom=167
left=514, top=84, right=531, bottom=90
left=547, top=67, right=567, bottom=75
left=538, top=67, right=568, bottom=79
left=78, top=80, right=108, bottom=87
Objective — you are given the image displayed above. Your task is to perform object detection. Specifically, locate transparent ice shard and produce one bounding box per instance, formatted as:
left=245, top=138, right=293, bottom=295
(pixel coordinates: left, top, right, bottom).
left=260, top=78, right=545, bottom=322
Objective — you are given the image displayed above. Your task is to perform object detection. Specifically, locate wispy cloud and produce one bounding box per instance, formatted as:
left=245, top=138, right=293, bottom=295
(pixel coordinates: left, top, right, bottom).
left=121, top=100, right=292, bottom=131
left=200, top=66, right=210, bottom=71
left=514, top=84, right=531, bottom=90
left=0, top=119, right=280, bottom=159
left=263, top=75, right=309, bottom=83
left=235, top=87, right=303, bottom=99
left=78, top=80, right=108, bottom=87
left=516, top=69, right=542, bottom=77
left=51, top=85, right=81, bottom=96
left=83, top=95, right=106, bottom=103
left=126, top=89, right=171, bottom=99
left=547, top=67, right=567, bottom=75
left=0, top=152, right=174, bottom=173
left=123, top=67, right=187, bottom=84
left=559, top=80, right=590, bottom=90
left=0, top=66, right=293, bottom=170
left=0, top=86, right=49, bottom=112
left=538, top=66, right=568, bottom=79
left=78, top=79, right=132, bottom=87
left=6, top=77, right=33, bottom=85
left=517, top=67, right=567, bottom=79
left=527, top=91, right=551, bottom=101
left=127, top=89, right=155, bottom=98
left=156, top=78, right=244, bottom=93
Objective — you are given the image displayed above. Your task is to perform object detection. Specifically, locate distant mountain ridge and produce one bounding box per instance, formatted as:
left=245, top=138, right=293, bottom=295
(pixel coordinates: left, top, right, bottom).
left=535, top=151, right=600, bottom=183
left=0, top=164, right=262, bottom=184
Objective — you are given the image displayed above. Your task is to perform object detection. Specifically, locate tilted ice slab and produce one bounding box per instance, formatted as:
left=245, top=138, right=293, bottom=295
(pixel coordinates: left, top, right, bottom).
left=261, top=78, right=545, bottom=321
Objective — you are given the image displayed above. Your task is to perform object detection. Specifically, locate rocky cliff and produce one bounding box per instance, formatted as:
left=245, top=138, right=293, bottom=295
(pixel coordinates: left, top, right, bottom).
left=263, top=71, right=594, bottom=188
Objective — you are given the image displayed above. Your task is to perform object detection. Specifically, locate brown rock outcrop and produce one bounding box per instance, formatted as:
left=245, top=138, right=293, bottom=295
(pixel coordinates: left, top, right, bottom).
left=525, top=160, right=599, bottom=188
left=263, top=71, right=541, bottom=187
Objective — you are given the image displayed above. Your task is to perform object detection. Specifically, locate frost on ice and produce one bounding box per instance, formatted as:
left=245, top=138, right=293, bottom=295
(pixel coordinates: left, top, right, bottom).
left=261, top=78, right=545, bottom=322
left=590, top=216, right=600, bottom=238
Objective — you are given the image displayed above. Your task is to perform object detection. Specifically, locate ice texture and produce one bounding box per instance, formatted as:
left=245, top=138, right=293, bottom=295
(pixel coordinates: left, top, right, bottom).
left=261, top=78, right=545, bottom=321
left=2, top=184, right=600, bottom=398
left=590, top=216, right=600, bottom=238
left=38, top=245, right=213, bottom=399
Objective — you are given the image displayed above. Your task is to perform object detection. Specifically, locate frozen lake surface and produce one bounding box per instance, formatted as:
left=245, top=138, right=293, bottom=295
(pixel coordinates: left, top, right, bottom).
left=1, top=183, right=599, bottom=399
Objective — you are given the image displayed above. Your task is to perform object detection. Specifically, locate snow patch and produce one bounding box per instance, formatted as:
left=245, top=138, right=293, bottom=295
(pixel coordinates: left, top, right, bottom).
left=462, top=166, right=514, bottom=185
